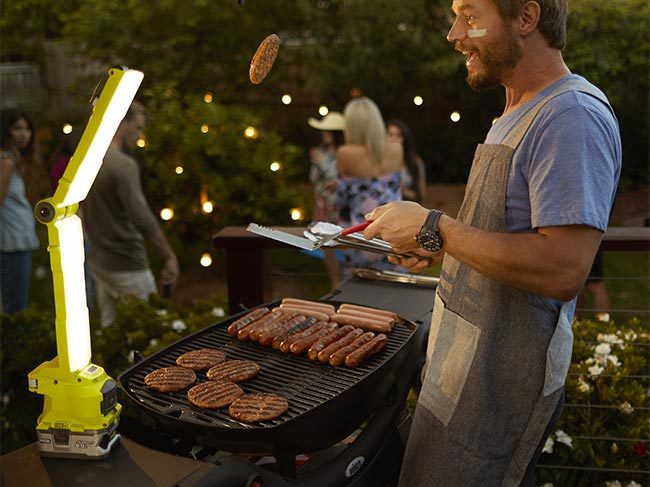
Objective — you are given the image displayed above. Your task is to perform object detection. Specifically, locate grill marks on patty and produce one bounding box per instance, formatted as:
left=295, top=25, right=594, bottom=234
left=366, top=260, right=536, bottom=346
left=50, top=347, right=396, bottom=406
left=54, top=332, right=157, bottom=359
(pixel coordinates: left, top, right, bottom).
left=176, top=348, right=226, bottom=371
left=207, top=359, right=260, bottom=383
left=144, top=366, right=197, bottom=392
left=187, top=380, right=244, bottom=409
left=228, top=392, right=289, bottom=423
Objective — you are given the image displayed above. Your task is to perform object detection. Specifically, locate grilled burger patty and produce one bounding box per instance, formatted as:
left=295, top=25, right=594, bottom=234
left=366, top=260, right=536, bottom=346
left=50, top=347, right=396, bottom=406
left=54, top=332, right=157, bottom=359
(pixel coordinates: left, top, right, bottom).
left=187, top=380, right=244, bottom=409
left=144, top=366, right=197, bottom=392
left=228, top=392, right=289, bottom=422
left=207, top=359, right=260, bottom=383
left=176, top=348, right=226, bottom=371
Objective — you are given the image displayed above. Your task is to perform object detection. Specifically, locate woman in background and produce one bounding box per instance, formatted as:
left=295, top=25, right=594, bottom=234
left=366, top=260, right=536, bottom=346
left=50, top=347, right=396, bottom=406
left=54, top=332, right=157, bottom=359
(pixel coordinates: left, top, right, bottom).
left=0, top=109, right=40, bottom=313
left=387, top=119, right=427, bottom=204
left=336, top=97, right=404, bottom=276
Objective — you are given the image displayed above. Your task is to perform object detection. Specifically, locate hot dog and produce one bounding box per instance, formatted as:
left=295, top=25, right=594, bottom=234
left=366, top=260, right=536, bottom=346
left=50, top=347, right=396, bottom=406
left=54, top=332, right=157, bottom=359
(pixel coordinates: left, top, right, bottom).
left=271, top=317, right=318, bottom=349
left=329, top=332, right=375, bottom=367
left=256, top=314, right=306, bottom=345
left=289, top=322, right=339, bottom=355
left=317, top=328, right=364, bottom=363
left=249, top=311, right=297, bottom=342
left=236, top=310, right=284, bottom=341
left=279, top=321, right=331, bottom=353
left=275, top=305, right=331, bottom=322
left=307, top=325, right=356, bottom=361
left=344, top=333, right=388, bottom=368
left=338, top=303, right=397, bottom=320
left=281, top=298, right=335, bottom=314
left=227, top=307, right=270, bottom=336
left=329, top=314, right=391, bottom=333
left=336, top=308, right=394, bottom=327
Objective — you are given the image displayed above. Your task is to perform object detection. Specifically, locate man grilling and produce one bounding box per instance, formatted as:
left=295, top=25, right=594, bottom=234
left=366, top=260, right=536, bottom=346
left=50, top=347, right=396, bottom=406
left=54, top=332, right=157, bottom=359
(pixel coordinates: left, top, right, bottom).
left=363, top=0, right=621, bottom=486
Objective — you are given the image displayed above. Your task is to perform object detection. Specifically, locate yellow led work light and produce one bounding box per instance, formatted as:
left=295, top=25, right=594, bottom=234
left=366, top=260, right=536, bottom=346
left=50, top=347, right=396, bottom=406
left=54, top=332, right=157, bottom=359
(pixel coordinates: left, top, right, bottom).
left=28, top=66, right=144, bottom=459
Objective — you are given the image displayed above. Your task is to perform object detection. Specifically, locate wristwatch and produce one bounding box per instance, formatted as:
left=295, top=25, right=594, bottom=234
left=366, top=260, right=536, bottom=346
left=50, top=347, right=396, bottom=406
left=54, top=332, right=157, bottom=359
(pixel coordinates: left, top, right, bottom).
left=415, top=209, right=444, bottom=252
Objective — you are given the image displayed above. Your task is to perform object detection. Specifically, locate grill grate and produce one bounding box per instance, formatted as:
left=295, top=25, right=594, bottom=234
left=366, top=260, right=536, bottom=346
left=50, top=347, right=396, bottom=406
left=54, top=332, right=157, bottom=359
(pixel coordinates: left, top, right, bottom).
left=120, top=301, right=416, bottom=436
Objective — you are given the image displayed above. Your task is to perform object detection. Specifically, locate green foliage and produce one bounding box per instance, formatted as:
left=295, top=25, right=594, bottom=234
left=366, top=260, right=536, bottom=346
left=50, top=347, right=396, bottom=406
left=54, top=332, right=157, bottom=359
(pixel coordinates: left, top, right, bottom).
left=537, top=318, right=649, bottom=486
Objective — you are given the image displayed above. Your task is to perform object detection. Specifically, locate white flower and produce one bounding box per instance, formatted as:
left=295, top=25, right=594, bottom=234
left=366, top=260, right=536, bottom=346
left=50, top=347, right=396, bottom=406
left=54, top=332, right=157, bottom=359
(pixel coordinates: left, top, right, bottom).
left=2, top=394, right=10, bottom=406
left=172, top=319, right=187, bottom=332
left=595, top=343, right=611, bottom=355
left=588, top=365, right=604, bottom=376
left=555, top=430, right=573, bottom=449
left=148, top=338, right=159, bottom=348
left=624, top=331, right=638, bottom=342
left=156, top=309, right=168, bottom=317
left=605, top=482, right=623, bottom=487
left=542, top=437, right=554, bottom=454
left=618, top=401, right=634, bottom=415
left=597, top=333, right=622, bottom=345
left=577, top=377, right=591, bottom=393
left=211, top=307, right=225, bottom=317
left=627, top=482, right=642, bottom=487
left=606, top=354, right=621, bottom=367
left=584, top=358, right=594, bottom=365
left=541, top=484, right=555, bottom=487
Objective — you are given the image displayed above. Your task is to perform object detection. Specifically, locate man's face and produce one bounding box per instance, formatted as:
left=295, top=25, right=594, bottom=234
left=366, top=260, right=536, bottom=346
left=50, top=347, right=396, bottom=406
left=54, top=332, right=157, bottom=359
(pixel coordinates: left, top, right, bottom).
left=447, top=0, right=523, bottom=91
left=120, top=113, right=145, bottom=149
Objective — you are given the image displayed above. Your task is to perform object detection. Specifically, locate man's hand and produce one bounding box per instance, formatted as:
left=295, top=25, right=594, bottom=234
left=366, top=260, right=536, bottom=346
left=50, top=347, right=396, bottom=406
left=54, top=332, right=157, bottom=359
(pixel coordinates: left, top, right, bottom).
left=160, top=255, right=179, bottom=287
left=387, top=249, right=441, bottom=273
left=363, top=201, right=430, bottom=253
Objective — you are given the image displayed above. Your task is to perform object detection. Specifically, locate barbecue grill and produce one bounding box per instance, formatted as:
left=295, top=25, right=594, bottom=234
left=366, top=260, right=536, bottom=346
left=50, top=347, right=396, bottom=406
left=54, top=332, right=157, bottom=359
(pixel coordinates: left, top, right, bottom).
left=118, top=272, right=435, bottom=486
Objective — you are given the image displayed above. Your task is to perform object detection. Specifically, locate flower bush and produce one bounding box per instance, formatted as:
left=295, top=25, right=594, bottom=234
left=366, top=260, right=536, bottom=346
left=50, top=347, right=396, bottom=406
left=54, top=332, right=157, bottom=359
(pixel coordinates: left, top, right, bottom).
left=537, top=318, right=649, bottom=486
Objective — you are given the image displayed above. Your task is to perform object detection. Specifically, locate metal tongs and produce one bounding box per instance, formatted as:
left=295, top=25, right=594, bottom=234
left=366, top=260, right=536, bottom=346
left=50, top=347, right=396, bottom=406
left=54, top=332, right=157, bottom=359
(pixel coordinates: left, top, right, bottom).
left=247, top=221, right=416, bottom=258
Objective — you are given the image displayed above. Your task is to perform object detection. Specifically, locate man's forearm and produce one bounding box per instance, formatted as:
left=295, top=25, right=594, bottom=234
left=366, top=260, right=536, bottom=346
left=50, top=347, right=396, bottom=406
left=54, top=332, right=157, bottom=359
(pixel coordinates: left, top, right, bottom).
left=148, top=229, right=176, bottom=261
left=439, top=216, right=603, bottom=301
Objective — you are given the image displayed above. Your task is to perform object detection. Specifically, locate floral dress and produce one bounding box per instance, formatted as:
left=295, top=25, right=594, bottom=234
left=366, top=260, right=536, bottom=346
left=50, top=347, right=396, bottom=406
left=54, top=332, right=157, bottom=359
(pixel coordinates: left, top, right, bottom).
left=336, top=172, right=402, bottom=273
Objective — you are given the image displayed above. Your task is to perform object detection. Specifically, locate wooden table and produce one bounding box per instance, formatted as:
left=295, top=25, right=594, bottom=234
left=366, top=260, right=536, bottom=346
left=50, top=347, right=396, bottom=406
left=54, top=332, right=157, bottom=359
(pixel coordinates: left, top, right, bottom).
left=213, top=226, right=650, bottom=314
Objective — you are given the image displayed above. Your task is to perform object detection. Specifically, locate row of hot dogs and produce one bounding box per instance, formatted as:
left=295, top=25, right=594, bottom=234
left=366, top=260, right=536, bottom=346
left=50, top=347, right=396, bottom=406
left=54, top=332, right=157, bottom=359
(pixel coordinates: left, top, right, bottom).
left=227, top=298, right=396, bottom=368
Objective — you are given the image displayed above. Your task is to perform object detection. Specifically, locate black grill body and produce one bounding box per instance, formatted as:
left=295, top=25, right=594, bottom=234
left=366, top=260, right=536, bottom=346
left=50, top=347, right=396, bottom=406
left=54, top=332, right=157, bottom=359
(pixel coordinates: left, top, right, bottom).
left=118, top=299, right=421, bottom=455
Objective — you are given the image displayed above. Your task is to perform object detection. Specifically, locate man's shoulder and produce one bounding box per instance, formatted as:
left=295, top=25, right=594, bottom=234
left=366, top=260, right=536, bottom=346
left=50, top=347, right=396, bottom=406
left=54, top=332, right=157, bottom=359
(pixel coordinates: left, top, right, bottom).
left=104, top=146, right=140, bottom=173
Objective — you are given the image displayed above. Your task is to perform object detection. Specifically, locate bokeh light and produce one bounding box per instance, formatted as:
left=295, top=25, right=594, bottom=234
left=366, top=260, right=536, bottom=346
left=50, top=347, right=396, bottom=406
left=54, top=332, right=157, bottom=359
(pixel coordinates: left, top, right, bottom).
left=175, top=165, right=184, bottom=175
left=270, top=161, right=282, bottom=172
left=202, top=201, right=214, bottom=213
left=200, top=253, right=213, bottom=267
left=282, top=94, right=292, bottom=105
left=413, top=96, right=423, bottom=106
left=62, top=123, right=73, bottom=134
left=244, top=126, right=258, bottom=139
left=450, top=111, right=461, bottom=122
left=160, top=208, right=174, bottom=221
left=201, top=124, right=209, bottom=133
left=290, top=208, right=303, bottom=221
left=204, top=92, right=213, bottom=103
left=318, top=105, right=329, bottom=116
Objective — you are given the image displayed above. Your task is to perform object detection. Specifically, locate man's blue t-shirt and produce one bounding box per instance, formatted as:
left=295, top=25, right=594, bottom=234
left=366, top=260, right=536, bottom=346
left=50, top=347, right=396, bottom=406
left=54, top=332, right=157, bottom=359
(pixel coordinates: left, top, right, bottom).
left=485, top=74, right=622, bottom=233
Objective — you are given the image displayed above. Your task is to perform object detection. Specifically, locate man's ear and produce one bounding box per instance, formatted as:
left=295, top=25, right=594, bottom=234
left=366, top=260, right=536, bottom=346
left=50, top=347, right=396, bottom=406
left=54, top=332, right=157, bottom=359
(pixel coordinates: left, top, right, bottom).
left=517, top=1, right=541, bottom=36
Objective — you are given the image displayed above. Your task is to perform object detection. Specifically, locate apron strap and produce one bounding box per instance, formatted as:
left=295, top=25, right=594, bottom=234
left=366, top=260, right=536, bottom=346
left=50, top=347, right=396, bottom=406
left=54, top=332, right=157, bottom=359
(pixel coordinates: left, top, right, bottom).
left=502, top=77, right=612, bottom=150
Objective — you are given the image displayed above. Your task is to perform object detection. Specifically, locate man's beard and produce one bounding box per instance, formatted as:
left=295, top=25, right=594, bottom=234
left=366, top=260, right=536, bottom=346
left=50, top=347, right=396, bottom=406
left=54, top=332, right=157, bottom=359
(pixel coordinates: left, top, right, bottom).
left=466, top=26, right=523, bottom=91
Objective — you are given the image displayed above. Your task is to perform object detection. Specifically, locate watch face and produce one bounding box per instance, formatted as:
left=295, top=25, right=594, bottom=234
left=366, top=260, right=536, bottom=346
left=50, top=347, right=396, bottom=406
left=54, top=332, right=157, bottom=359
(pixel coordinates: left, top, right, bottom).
left=416, top=229, right=442, bottom=252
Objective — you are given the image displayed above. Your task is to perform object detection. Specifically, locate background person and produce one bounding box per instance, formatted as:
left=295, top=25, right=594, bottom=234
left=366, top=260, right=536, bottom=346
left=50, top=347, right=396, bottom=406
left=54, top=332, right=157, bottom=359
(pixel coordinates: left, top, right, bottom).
left=0, top=109, right=41, bottom=314
left=363, top=1, right=621, bottom=485
left=84, top=101, right=179, bottom=327
left=336, top=97, right=405, bottom=278
left=307, top=111, right=345, bottom=288
left=387, top=119, right=427, bottom=204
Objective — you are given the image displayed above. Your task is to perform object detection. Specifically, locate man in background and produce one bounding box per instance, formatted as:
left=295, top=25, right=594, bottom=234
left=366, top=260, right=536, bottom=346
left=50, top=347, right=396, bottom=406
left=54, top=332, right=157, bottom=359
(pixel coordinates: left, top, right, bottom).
left=85, top=101, right=179, bottom=327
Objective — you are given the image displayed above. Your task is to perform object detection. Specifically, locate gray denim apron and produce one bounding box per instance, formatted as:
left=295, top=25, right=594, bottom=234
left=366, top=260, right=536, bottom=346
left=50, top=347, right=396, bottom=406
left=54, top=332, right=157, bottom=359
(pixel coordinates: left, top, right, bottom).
left=398, top=78, right=610, bottom=487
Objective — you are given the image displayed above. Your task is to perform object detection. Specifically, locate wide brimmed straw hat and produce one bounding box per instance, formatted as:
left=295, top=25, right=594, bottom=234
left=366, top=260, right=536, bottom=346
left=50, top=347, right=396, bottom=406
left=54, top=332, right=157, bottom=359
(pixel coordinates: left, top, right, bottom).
left=307, top=111, right=345, bottom=131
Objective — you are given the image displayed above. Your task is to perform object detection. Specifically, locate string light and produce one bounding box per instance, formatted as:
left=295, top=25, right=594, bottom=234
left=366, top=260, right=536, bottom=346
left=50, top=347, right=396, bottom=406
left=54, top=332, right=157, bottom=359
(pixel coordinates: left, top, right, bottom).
left=282, top=94, right=292, bottom=105
left=450, top=111, right=461, bottom=122
left=175, top=165, right=184, bottom=175
left=244, top=126, right=258, bottom=139
left=62, top=123, right=73, bottom=134
left=290, top=208, right=303, bottom=221
left=270, top=161, right=282, bottom=172
left=318, top=105, right=329, bottom=116
left=202, top=201, right=214, bottom=213
left=413, top=96, right=423, bottom=106
left=203, top=92, right=213, bottom=103
left=201, top=124, right=209, bottom=133
left=200, top=253, right=213, bottom=267
left=136, top=137, right=147, bottom=148
left=160, top=208, right=174, bottom=221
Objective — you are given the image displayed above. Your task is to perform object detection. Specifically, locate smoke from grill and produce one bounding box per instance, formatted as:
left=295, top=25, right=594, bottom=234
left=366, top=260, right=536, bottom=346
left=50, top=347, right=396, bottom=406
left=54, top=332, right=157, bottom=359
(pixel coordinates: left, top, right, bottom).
left=249, top=34, right=280, bottom=84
